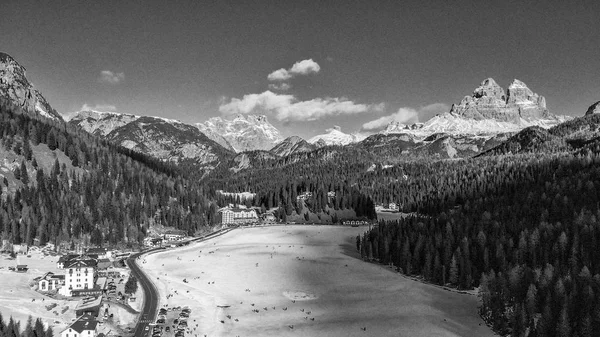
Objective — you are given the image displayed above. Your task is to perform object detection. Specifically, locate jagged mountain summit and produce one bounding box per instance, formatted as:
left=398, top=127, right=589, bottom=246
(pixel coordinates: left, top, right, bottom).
left=585, top=101, right=600, bottom=115
left=450, top=78, right=550, bottom=122
left=382, top=78, right=569, bottom=138
left=68, top=110, right=232, bottom=169
left=308, top=126, right=366, bottom=146
left=270, top=136, right=316, bottom=157
left=195, top=114, right=284, bottom=152
left=0, top=52, right=62, bottom=120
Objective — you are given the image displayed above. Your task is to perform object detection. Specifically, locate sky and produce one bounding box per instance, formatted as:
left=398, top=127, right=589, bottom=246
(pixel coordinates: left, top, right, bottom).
left=2, top=0, right=599, bottom=140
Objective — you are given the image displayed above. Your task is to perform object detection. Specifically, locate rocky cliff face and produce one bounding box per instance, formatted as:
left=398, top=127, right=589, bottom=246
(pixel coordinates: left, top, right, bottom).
left=270, top=136, right=316, bottom=157
left=585, top=101, right=600, bottom=116
left=449, top=78, right=550, bottom=122
left=195, top=114, right=283, bottom=152
left=68, top=111, right=232, bottom=169
left=0, top=52, right=62, bottom=120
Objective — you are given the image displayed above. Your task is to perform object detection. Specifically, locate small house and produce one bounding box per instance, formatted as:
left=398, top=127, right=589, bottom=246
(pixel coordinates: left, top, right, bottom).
left=38, top=272, right=65, bottom=291
left=16, top=265, right=28, bottom=272
left=60, top=315, right=98, bottom=337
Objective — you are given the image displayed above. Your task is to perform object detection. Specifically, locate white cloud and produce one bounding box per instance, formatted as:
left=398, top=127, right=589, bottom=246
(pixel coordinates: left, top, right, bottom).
left=98, top=70, right=124, bottom=84
left=267, top=59, right=320, bottom=81
left=219, top=90, right=381, bottom=122
left=268, top=82, right=292, bottom=91
left=267, top=68, right=292, bottom=81
left=81, top=103, right=117, bottom=112
left=289, top=59, right=320, bottom=75
left=361, top=103, right=450, bottom=130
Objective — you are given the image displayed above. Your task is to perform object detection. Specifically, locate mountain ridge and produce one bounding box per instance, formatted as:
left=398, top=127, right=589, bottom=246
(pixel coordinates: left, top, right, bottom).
left=0, top=52, right=62, bottom=120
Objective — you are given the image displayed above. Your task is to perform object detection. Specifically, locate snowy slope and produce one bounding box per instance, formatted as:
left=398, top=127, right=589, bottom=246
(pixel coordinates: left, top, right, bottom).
left=382, top=112, right=570, bottom=138
left=308, top=126, right=366, bottom=146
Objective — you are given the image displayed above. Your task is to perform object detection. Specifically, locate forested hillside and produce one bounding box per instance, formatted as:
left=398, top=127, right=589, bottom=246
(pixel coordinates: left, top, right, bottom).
left=359, top=150, right=600, bottom=336
left=207, top=146, right=377, bottom=220
left=0, top=102, right=217, bottom=248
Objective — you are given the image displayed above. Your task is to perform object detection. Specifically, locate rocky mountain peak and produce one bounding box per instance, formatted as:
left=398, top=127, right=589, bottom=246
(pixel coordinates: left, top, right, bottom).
left=450, top=78, right=549, bottom=122
left=196, top=114, right=283, bottom=152
left=270, top=136, right=315, bottom=157
left=585, top=101, right=600, bottom=116
left=473, top=78, right=506, bottom=101
left=0, top=52, right=62, bottom=120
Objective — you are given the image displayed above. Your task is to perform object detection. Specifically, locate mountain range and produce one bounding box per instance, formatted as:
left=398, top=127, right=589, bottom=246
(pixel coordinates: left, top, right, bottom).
left=1, top=51, right=596, bottom=171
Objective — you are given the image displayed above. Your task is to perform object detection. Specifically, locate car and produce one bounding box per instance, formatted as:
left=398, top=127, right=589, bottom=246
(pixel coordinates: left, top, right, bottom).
left=173, top=319, right=178, bottom=324
left=144, top=326, right=149, bottom=331
left=165, top=327, right=170, bottom=332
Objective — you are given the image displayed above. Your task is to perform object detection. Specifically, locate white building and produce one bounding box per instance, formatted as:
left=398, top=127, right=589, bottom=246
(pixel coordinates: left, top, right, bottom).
left=38, top=272, right=65, bottom=292
left=163, top=230, right=186, bottom=241
left=219, top=208, right=258, bottom=225
left=59, top=259, right=97, bottom=297
left=389, top=202, right=399, bottom=211
left=60, top=315, right=98, bottom=337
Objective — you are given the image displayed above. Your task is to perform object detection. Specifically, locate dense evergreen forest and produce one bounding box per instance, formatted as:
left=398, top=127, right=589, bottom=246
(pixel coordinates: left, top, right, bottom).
left=358, top=151, right=600, bottom=336
left=0, top=103, right=218, bottom=247
left=207, top=148, right=377, bottom=220
left=0, top=312, right=53, bottom=337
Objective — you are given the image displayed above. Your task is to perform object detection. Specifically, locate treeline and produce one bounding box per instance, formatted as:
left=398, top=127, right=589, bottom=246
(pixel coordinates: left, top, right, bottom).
left=0, top=103, right=218, bottom=248
left=207, top=148, right=377, bottom=220
left=0, top=313, right=53, bottom=337
left=359, top=152, right=600, bottom=336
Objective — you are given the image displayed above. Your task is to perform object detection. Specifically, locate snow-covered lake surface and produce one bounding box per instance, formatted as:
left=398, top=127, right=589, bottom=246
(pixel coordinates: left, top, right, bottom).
left=142, top=225, right=494, bottom=337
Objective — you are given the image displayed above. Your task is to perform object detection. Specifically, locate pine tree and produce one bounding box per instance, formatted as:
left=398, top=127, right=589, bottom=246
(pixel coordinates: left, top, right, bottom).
left=449, top=254, right=458, bottom=285
left=23, top=316, right=33, bottom=337
left=20, top=161, right=28, bottom=185
left=556, top=307, right=570, bottom=337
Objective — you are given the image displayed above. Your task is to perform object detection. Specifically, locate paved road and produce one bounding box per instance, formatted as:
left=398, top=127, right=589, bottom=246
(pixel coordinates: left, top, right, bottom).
left=126, top=229, right=232, bottom=337
left=127, top=248, right=163, bottom=337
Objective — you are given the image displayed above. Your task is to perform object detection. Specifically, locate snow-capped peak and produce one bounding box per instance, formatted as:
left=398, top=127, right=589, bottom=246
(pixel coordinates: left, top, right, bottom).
left=308, top=126, right=366, bottom=146
left=195, top=114, right=284, bottom=152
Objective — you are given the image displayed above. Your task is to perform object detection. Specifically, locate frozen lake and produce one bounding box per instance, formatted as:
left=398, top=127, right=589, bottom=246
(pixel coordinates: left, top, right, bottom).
left=142, top=225, right=494, bottom=337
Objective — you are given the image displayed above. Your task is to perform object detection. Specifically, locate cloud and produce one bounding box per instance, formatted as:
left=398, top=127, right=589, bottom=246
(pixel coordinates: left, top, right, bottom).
left=219, top=90, right=381, bottom=122
left=361, top=103, right=450, bottom=130
left=267, top=68, right=292, bottom=81
left=289, top=59, right=320, bottom=75
left=267, top=59, right=320, bottom=81
left=98, top=70, right=124, bottom=84
left=80, top=103, right=117, bottom=112
left=268, top=82, right=292, bottom=91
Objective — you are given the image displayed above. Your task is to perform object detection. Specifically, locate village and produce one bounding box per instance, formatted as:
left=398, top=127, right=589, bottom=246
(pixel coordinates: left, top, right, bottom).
left=0, top=226, right=198, bottom=337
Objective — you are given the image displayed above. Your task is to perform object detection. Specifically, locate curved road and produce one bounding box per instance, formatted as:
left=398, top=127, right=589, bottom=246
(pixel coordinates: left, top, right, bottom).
left=127, top=248, right=163, bottom=337
left=126, top=229, right=232, bottom=337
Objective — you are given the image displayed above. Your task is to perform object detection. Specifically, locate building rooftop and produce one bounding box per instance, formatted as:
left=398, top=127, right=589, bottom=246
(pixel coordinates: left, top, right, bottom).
left=75, top=296, right=102, bottom=311
left=65, top=259, right=97, bottom=269
left=65, top=315, right=98, bottom=333
left=219, top=207, right=258, bottom=213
